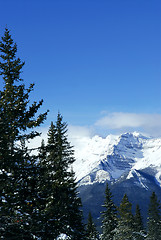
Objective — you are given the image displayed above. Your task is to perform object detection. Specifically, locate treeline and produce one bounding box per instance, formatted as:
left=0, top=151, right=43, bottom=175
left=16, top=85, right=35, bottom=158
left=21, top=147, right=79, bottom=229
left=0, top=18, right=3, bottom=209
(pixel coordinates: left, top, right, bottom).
left=87, top=184, right=161, bottom=240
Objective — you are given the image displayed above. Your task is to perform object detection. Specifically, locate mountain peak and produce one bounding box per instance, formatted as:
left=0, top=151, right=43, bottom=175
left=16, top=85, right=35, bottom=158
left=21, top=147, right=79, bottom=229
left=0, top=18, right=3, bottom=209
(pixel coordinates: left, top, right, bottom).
left=73, top=132, right=161, bottom=187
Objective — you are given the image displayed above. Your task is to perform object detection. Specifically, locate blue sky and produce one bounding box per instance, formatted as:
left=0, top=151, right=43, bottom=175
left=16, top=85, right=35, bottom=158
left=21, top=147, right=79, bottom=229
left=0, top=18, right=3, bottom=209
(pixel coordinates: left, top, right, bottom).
left=0, top=0, right=161, bottom=138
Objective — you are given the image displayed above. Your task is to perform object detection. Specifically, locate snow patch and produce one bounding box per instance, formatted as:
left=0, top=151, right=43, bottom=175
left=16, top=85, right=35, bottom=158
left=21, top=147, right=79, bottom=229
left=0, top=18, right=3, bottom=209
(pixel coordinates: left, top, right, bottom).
left=56, top=234, right=71, bottom=240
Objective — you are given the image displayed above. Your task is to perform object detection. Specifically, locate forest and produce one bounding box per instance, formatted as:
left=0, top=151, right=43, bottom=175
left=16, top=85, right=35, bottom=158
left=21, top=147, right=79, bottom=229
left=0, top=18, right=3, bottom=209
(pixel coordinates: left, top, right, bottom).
left=0, top=29, right=161, bottom=240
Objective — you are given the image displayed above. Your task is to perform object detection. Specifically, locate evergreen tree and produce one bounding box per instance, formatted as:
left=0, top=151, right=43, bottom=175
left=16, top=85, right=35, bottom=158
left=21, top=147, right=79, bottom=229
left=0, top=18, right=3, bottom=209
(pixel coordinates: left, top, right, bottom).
left=114, top=194, right=134, bottom=240
left=101, top=182, right=117, bottom=240
left=37, top=138, right=48, bottom=233
left=133, top=204, right=145, bottom=240
left=86, top=212, right=99, bottom=240
left=39, top=114, right=85, bottom=239
left=146, top=192, right=161, bottom=240
left=0, top=28, right=48, bottom=239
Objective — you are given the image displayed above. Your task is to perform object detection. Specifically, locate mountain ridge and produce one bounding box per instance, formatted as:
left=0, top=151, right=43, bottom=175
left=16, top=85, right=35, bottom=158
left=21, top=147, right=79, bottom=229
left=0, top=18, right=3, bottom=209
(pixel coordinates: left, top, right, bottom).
left=73, top=132, right=161, bottom=225
left=73, top=132, right=161, bottom=188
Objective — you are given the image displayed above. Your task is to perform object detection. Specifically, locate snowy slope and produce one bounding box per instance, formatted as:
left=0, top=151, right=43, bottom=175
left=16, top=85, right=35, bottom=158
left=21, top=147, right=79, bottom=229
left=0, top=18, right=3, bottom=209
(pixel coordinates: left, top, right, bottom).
left=73, top=132, right=161, bottom=187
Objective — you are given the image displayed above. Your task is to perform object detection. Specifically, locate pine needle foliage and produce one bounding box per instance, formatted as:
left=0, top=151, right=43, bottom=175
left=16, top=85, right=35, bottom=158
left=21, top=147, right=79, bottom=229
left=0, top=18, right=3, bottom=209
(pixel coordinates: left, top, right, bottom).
left=86, top=212, right=99, bottom=240
left=0, top=28, right=48, bottom=239
left=38, top=113, right=85, bottom=240
left=133, top=204, right=145, bottom=240
left=114, top=194, right=134, bottom=240
left=147, top=191, right=161, bottom=240
left=101, top=182, right=117, bottom=240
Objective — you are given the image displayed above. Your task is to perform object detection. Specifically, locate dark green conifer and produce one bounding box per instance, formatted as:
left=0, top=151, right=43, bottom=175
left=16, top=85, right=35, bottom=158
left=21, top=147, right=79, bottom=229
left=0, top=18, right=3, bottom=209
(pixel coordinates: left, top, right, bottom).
left=133, top=204, right=145, bottom=240
left=147, top=192, right=161, bottom=240
left=114, top=194, right=134, bottom=240
left=101, top=182, right=117, bottom=240
left=0, top=28, right=48, bottom=239
left=39, top=113, right=85, bottom=239
left=86, top=212, right=99, bottom=240
left=37, top=139, right=48, bottom=215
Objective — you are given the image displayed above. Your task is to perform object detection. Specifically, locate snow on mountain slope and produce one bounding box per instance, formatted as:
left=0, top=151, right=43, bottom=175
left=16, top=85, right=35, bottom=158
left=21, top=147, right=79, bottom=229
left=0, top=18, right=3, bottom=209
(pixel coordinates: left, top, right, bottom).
left=72, top=132, right=161, bottom=187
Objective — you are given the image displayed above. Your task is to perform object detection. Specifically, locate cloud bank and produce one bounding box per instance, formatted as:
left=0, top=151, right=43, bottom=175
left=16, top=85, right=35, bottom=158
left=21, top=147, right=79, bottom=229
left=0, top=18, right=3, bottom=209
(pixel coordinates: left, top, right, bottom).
left=95, top=112, right=161, bottom=137
left=27, top=125, right=93, bottom=154
left=28, top=112, right=161, bottom=151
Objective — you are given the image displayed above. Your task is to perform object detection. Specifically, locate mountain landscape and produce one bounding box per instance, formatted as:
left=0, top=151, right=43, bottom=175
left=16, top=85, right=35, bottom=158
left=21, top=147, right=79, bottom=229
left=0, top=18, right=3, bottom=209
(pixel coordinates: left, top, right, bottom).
left=73, top=132, right=161, bottom=226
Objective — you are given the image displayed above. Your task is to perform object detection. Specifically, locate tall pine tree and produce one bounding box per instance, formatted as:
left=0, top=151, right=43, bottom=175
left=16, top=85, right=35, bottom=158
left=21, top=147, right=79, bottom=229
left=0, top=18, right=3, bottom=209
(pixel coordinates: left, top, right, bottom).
left=101, top=182, right=117, bottom=240
left=0, top=28, right=48, bottom=239
left=114, top=194, right=134, bottom=240
left=38, top=113, right=85, bottom=239
left=147, top=192, right=161, bottom=240
left=86, top=212, right=99, bottom=240
left=133, top=204, right=145, bottom=240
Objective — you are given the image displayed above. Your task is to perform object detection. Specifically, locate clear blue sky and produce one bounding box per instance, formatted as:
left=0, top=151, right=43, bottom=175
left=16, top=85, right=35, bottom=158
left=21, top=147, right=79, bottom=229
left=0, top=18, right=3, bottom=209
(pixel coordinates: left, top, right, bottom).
left=0, top=0, right=161, bottom=137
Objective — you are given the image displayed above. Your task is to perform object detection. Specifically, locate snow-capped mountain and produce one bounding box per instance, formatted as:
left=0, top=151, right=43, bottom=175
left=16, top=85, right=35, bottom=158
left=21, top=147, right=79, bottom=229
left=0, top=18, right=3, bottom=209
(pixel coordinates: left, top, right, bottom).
left=73, top=132, right=161, bottom=188
left=73, top=132, right=161, bottom=224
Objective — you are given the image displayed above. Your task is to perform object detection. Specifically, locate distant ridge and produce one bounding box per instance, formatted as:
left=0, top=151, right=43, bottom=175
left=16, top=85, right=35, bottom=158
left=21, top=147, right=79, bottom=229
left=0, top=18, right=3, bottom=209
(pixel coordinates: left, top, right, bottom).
left=73, top=132, right=161, bottom=225
left=73, top=132, right=161, bottom=187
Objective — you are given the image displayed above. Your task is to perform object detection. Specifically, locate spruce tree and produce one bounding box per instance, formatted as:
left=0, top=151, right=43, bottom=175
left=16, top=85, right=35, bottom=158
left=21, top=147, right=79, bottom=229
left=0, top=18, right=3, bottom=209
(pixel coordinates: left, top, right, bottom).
left=37, top=139, right=48, bottom=230
left=86, top=212, right=99, bottom=240
left=133, top=204, right=145, bottom=240
left=147, top=192, right=161, bottom=240
left=39, top=113, right=85, bottom=239
left=0, top=28, right=48, bottom=239
left=114, top=194, right=134, bottom=240
left=101, top=182, right=117, bottom=240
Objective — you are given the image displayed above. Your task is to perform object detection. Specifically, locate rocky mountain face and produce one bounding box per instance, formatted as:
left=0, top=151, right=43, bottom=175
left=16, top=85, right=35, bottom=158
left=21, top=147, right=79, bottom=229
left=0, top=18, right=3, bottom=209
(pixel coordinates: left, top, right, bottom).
left=72, top=132, right=161, bottom=226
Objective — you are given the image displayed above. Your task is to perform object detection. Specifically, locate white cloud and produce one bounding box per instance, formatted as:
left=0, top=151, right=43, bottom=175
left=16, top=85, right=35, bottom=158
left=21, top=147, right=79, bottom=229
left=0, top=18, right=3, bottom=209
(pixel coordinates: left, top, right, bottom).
left=27, top=125, right=93, bottom=153
left=27, top=112, right=161, bottom=151
left=68, top=125, right=94, bottom=155
left=95, top=112, right=161, bottom=137
left=68, top=125, right=93, bottom=140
